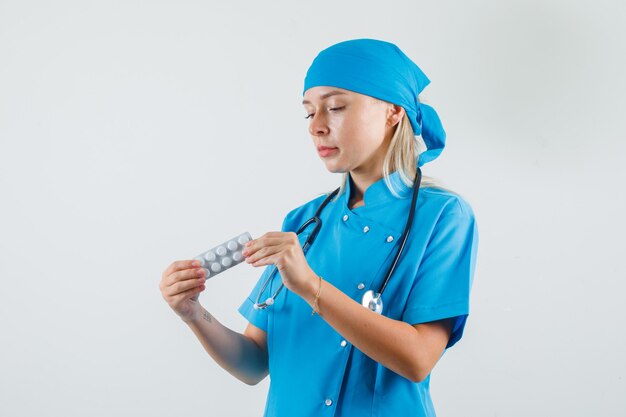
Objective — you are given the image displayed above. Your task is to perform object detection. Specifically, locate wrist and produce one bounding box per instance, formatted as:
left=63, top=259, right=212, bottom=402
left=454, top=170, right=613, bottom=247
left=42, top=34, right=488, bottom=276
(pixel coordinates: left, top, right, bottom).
left=297, top=270, right=321, bottom=305
left=296, top=270, right=323, bottom=316
left=181, top=305, right=204, bottom=325
left=310, top=275, right=323, bottom=316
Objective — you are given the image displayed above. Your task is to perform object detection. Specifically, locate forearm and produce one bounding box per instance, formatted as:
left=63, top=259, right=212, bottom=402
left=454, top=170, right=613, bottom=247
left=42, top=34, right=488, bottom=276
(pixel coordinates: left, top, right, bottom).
left=299, top=273, right=439, bottom=382
left=183, top=307, right=268, bottom=385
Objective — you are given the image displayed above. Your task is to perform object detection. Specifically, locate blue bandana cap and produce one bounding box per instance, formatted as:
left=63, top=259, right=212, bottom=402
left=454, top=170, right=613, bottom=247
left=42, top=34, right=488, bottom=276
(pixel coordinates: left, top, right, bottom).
left=303, top=38, right=446, bottom=167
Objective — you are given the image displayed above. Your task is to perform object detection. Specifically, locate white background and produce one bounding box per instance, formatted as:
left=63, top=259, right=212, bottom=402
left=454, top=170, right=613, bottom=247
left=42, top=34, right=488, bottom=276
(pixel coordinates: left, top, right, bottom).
left=1, top=0, right=625, bottom=416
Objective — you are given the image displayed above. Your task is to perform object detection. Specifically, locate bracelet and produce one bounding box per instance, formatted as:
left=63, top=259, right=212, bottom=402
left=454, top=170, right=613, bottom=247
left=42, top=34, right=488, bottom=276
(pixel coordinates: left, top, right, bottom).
left=311, top=275, right=323, bottom=316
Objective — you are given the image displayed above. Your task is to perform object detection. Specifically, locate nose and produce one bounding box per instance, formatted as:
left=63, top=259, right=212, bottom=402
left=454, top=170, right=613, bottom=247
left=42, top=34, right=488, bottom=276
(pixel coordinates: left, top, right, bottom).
left=308, top=111, right=329, bottom=137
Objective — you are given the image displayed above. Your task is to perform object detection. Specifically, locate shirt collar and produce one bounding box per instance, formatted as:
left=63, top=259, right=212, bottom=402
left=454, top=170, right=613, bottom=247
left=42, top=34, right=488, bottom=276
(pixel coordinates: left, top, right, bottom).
left=344, top=170, right=412, bottom=208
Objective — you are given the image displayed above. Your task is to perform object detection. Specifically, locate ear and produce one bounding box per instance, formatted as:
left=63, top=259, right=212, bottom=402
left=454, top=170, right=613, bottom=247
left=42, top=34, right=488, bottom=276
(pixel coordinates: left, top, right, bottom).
left=386, top=104, right=405, bottom=127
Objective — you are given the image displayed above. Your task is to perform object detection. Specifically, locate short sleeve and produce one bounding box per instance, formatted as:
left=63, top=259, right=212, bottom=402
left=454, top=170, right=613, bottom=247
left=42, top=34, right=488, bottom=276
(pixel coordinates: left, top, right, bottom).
left=402, top=201, right=479, bottom=349
left=238, top=266, right=273, bottom=332
left=237, top=208, right=305, bottom=332
left=237, top=192, right=336, bottom=332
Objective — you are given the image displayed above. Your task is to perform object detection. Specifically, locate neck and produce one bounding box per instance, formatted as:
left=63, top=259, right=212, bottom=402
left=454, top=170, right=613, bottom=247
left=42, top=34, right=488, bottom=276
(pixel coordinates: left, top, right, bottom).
left=346, top=138, right=391, bottom=208
left=348, top=170, right=383, bottom=208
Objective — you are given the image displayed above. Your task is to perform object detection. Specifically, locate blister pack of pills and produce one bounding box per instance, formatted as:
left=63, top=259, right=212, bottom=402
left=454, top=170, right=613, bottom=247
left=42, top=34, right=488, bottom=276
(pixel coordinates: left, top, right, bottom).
left=194, top=232, right=252, bottom=279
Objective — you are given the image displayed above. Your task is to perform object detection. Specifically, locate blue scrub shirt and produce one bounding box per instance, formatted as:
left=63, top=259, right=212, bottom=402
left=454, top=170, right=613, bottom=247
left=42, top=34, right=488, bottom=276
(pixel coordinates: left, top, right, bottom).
left=239, top=171, right=479, bottom=417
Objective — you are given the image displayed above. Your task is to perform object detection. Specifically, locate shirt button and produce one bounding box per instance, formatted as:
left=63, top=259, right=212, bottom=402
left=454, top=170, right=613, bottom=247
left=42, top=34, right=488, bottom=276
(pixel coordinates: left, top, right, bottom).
left=386, top=235, right=394, bottom=243
left=340, top=340, right=347, bottom=347
left=325, top=399, right=333, bottom=407
left=342, top=214, right=349, bottom=222
left=357, top=283, right=365, bottom=290
left=363, top=226, right=370, bottom=233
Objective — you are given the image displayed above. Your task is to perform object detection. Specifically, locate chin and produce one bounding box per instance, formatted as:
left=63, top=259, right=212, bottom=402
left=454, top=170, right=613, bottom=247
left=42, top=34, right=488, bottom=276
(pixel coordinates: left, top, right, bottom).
left=323, top=162, right=348, bottom=174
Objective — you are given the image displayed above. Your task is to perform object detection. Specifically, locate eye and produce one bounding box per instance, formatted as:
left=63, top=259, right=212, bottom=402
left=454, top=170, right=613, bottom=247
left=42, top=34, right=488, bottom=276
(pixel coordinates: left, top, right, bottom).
left=304, top=106, right=345, bottom=120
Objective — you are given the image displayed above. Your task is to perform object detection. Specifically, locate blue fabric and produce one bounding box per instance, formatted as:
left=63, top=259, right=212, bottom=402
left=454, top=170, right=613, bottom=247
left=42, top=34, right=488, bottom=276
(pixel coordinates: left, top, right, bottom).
left=239, top=172, right=479, bottom=417
left=303, top=38, right=446, bottom=167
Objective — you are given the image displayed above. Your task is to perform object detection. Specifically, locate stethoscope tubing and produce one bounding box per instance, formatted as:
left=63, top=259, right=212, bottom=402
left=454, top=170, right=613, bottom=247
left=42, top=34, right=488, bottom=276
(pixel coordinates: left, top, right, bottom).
left=253, top=189, right=339, bottom=309
left=376, top=167, right=421, bottom=297
left=253, top=168, right=421, bottom=311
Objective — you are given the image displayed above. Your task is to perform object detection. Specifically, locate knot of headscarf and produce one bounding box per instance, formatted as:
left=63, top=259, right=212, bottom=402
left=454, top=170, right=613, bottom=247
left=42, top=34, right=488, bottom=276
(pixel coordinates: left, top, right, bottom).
left=303, top=38, right=446, bottom=167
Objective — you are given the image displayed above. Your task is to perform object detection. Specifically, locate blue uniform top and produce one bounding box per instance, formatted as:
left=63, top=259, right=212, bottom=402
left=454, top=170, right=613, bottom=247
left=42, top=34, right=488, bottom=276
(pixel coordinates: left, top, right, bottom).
left=239, top=171, right=479, bottom=417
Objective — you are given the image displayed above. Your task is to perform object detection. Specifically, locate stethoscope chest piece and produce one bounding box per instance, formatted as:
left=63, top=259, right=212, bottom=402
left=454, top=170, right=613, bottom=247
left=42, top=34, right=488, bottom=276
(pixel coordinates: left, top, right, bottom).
left=361, top=290, right=383, bottom=314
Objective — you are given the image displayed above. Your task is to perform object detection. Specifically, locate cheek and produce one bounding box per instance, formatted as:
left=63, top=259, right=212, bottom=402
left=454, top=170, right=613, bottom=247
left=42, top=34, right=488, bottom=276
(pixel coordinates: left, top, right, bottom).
left=354, top=109, right=387, bottom=143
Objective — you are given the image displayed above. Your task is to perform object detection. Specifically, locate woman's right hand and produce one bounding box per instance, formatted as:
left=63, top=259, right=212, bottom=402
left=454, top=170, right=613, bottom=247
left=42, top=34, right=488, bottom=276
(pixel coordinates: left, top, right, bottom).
left=159, top=260, right=207, bottom=322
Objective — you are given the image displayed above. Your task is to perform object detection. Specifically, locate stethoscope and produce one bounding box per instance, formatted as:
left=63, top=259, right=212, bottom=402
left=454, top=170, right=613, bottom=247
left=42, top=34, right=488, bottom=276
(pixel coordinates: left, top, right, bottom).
left=253, top=167, right=422, bottom=315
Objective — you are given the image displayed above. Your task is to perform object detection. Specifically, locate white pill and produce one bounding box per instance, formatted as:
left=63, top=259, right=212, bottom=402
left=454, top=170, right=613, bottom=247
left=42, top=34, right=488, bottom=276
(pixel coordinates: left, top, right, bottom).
left=203, top=268, right=210, bottom=278
left=193, top=232, right=252, bottom=280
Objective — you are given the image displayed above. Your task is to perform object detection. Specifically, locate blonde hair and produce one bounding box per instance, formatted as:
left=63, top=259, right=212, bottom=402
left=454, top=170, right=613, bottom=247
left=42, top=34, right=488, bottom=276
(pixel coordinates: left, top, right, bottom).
left=335, top=100, right=453, bottom=199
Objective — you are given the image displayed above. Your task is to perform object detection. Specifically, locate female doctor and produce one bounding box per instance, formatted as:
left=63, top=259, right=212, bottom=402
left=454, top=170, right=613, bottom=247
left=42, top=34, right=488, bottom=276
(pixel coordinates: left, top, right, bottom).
left=159, top=39, right=479, bottom=417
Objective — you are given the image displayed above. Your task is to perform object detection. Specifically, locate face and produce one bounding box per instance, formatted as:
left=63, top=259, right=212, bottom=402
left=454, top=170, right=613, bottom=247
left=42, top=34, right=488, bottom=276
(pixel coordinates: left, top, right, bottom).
left=302, top=86, right=403, bottom=176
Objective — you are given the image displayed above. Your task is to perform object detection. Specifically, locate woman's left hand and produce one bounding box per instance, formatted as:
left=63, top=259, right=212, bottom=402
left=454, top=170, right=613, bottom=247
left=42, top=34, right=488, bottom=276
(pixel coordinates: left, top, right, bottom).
left=242, top=232, right=315, bottom=296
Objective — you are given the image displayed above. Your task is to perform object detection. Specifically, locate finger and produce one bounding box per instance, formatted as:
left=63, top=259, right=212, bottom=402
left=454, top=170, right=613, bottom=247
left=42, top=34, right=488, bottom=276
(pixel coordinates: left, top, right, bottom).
left=244, top=236, right=285, bottom=257
left=247, top=232, right=287, bottom=246
left=163, top=269, right=197, bottom=295
left=252, top=252, right=284, bottom=269
left=243, top=246, right=286, bottom=269
left=162, top=259, right=201, bottom=280
left=169, top=267, right=206, bottom=285
left=261, top=231, right=287, bottom=239
left=170, top=284, right=206, bottom=305
left=245, top=243, right=277, bottom=264
left=165, top=275, right=207, bottom=298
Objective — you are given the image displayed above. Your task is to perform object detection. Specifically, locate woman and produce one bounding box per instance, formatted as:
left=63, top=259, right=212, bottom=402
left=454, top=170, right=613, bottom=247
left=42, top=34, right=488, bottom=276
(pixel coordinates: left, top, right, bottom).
left=160, top=38, right=479, bottom=417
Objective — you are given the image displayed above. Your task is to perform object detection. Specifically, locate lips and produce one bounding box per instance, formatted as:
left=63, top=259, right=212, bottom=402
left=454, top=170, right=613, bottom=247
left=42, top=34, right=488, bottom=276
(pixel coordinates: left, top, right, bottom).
left=317, top=146, right=338, bottom=157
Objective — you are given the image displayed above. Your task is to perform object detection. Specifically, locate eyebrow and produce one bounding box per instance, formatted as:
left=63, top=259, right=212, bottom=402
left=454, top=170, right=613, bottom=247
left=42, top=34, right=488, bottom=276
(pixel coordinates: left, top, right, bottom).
left=302, top=90, right=347, bottom=105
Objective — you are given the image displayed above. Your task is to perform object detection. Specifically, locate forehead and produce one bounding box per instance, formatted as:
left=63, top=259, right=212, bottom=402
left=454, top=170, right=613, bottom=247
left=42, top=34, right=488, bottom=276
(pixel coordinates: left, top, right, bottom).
left=302, top=87, right=357, bottom=105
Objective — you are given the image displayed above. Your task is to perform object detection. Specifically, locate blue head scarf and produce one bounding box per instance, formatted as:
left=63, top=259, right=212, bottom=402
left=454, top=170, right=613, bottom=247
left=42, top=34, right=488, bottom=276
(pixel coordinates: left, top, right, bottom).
left=303, top=38, right=446, bottom=167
